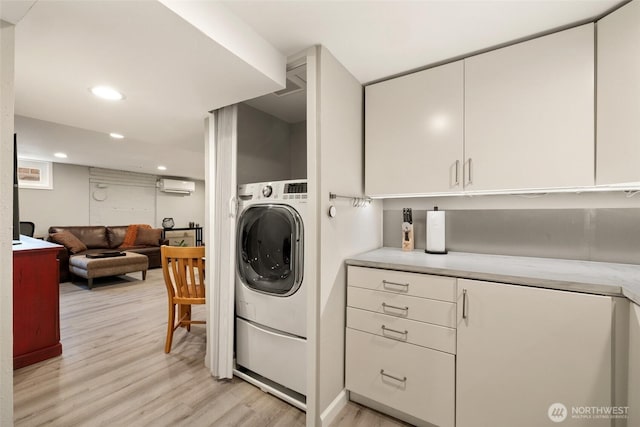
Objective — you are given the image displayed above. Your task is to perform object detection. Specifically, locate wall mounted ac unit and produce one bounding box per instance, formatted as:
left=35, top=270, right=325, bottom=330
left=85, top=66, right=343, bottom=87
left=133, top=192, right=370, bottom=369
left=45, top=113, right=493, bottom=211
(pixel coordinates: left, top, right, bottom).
left=159, top=179, right=195, bottom=194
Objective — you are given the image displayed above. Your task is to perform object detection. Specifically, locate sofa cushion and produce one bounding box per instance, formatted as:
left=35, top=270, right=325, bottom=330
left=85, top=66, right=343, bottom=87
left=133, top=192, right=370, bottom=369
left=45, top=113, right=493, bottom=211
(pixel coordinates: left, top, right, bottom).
left=48, top=226, right=110, bottom=249
left=135, top=228, right=162, bottom=246
left=120, top=224, right=152, bottom=248
left=106, top=226, right=128, bottom=248
left=50, top=230, right=88, bottom=254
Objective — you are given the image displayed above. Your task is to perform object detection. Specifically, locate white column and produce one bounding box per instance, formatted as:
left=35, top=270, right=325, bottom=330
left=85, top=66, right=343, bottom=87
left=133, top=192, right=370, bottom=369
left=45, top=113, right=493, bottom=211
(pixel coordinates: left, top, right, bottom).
left=0, top=19, right=15, bottom=426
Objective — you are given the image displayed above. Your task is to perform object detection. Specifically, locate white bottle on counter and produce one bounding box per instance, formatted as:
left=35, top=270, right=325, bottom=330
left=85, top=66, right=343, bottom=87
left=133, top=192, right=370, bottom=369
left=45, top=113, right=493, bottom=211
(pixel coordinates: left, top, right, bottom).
left=426, top=206, right=447, bottom=254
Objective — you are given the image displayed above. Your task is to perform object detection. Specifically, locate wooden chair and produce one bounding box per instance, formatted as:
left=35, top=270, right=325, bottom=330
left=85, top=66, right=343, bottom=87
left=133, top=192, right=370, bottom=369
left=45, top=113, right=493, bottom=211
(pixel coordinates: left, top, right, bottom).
left=161, top=245, right=206, bottom=353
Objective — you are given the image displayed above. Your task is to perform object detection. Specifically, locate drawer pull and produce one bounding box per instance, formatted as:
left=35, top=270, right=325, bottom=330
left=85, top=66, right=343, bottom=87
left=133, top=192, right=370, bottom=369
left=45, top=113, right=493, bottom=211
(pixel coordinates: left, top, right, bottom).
left=380, top=369, right=407, bottom=383
left=382, top=302, right=409, bottom=315
left=382, top=280, right=409, bottom=292
left=381, top=325, right=408, bottom=341
left=462, top=289, right=468, bottom=319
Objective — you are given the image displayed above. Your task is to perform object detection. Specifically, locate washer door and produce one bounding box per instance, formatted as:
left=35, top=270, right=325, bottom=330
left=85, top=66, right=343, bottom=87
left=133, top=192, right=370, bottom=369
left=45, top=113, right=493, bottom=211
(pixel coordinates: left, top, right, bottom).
left=237, top=204, right=303, bottom=296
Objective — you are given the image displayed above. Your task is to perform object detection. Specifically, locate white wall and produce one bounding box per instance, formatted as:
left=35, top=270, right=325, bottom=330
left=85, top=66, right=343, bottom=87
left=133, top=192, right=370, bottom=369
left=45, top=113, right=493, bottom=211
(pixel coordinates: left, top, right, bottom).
left=156, top=180, right=205, bottom=229
left=19, top=162, right=205, bottom=237
left=19, top=163, right=90, bottom=236
left=237, top=103, right=292, bottom=184
left=237, top=102, right=307, bottom=184
left=316, top=46, right=383, bottom=423
left=291, top=121, right=307, bottom=179
left=0, top=19, right=15, bottom=426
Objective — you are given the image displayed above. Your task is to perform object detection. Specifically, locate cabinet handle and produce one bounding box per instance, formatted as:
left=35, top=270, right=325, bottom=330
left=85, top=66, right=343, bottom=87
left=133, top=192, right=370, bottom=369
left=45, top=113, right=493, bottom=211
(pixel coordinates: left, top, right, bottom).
left=380, top=369, right=407, bottom=383
left=382, top=280, right=409, bottom=292
left=462, top=289, right=468, bottom=319
left=381, top=325, right=408, bottom=341
left=382, top=302, right=409, bottom=315
left=466, top=158, right=473, bottom=185
left=454, top=160, right=460, bottom=186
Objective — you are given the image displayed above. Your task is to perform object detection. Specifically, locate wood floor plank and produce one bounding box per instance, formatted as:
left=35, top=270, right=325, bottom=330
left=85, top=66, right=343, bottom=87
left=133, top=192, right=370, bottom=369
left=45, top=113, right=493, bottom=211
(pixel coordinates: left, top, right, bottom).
left=14, top=269, right=407, bottom=427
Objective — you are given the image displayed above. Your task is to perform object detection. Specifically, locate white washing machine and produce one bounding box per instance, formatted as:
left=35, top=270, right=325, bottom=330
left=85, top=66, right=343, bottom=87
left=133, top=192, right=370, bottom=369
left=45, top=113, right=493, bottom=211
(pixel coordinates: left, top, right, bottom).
left=235, top=180, right=307, bottom=398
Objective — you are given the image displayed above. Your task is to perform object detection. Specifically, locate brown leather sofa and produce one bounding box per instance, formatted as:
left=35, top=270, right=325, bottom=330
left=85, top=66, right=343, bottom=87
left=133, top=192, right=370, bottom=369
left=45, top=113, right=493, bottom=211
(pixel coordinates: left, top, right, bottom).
left=48, top=225, right=167, bottom=283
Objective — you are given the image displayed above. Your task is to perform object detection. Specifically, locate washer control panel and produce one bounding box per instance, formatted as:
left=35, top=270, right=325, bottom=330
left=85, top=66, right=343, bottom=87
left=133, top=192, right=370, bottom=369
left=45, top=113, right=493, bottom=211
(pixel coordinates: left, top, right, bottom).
left=238, top=180, right=308, bottom=202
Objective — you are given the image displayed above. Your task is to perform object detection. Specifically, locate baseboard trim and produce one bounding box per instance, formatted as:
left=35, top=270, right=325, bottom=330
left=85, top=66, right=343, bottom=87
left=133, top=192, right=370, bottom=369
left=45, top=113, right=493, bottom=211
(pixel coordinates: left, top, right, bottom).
left=350, top=391, right=435, bottom=427
left=320, top=389, right=348, bottom=426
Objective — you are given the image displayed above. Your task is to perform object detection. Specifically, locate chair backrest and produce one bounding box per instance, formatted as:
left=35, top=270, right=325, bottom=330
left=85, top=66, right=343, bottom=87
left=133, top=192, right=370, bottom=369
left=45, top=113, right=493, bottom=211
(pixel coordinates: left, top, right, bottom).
left=161, top=245, right=206, bottom=303
left=19, top=221, right=35, bottom=237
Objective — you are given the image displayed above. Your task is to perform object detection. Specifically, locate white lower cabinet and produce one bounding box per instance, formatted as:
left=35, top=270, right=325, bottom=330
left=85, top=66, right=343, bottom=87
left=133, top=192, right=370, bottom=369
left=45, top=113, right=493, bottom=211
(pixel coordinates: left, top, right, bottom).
left=456, top=279, right=613, bottom=427
left=346, top=266, right=456, bottom=427
left=629, top=303, right=640, bottom=426
left=345, top=266, right=624, bottom=427
left=347, top=307, right=456, bottom=354
left=346, top=329, right=455, bottom=427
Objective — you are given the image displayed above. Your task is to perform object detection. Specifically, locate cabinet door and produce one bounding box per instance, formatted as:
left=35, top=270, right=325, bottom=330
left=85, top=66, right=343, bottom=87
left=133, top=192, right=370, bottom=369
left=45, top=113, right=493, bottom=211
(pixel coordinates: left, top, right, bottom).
left=456, top=279, right=612, bottom=427
left=629, top=303, right=640, bottom=426
left=365, top=61, right=464, bottom=197
left=597, top=1, right=640, bottom=185
left=464, top=24, right=594, bottom=192
left=13, top=248, right=62, bottom=368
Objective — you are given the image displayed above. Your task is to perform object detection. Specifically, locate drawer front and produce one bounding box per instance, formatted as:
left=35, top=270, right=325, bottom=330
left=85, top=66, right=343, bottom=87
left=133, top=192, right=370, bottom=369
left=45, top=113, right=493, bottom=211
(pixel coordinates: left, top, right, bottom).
left=348, top=266, right=456, bottom=302
left=348, top=286, right=456, bottom=327
left=346, top=328, right=455, bottom=427
left=347, top=307, right=456, bottom=354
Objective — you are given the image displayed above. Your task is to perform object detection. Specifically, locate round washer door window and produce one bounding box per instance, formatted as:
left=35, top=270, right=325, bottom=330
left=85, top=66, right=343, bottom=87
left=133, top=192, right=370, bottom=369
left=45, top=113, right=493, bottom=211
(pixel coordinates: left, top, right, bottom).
left=237, top=204, right=303, bottom=296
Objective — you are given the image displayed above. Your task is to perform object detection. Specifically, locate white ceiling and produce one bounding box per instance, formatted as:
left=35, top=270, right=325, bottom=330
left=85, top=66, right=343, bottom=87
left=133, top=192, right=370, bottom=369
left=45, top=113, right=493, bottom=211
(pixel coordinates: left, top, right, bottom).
left=223, top=0, right=623, bottom=84
left=10, top=0, right=285, bottom=180
left=6, top=0, right=624, bottom=180
left=244, top=64, right=308, bottom=124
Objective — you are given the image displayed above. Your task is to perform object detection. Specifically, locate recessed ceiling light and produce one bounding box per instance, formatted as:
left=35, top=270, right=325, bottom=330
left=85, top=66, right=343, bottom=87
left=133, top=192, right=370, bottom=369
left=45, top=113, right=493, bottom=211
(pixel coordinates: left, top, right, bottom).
left=90, top=85, right=124, bottom=101
left=157, top=166, right=167, bottom=171
left=54, top=152, right=67, bottom=158
left=110, top=133, right=124, bottom=139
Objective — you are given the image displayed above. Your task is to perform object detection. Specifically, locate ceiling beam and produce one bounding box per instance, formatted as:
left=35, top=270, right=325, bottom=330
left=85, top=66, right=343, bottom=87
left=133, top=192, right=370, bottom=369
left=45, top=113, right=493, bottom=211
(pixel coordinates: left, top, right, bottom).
left=159, top=0, right=286, bottom=90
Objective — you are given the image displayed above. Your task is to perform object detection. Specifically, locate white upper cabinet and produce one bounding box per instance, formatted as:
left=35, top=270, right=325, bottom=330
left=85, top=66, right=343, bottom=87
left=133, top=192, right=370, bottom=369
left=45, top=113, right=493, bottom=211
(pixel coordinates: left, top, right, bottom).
left=365, top=24, right=596, bottom=197
left=597, top=1, right=640, bottom=186
left=464, top=24, right=595, bottom=192
left=365, top=61, right=464, bottom=197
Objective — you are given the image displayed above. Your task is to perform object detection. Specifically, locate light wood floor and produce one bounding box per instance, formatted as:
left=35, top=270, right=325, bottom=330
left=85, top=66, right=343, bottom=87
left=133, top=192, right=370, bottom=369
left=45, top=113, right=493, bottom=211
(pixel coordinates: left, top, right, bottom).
left=14, top=270, right=408, bottom=427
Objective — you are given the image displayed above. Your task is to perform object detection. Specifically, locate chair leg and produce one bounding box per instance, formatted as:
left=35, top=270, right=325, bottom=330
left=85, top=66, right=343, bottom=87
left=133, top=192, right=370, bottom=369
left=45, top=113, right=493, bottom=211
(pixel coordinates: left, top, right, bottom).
left=184, top=305, right=192, bottom=331
left=165, top=302, right=175, bottom=353
left=178, top=304, right=192, bottom=331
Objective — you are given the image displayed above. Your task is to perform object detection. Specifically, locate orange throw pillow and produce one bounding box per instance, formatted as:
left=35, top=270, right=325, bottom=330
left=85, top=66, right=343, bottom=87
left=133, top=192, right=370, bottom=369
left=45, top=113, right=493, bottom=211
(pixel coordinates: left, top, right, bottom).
left=119, top=224, right=152, bottom=249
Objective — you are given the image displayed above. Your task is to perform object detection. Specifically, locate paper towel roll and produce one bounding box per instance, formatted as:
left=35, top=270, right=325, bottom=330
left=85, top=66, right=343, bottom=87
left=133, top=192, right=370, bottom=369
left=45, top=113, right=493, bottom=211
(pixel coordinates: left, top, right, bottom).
left=426, top=207, right=447, bottom=254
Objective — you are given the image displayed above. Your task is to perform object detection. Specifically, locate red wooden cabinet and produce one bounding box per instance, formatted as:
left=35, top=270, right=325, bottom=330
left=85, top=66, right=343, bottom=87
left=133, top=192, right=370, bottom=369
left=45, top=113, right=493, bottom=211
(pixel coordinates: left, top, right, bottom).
left=13, top=237, right=63, bottom=369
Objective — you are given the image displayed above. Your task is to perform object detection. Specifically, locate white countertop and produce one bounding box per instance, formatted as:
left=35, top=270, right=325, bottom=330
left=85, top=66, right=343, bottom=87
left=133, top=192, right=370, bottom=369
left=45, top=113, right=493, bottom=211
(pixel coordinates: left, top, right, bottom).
left=13, top=235, right=62, bottom=252
left=346, top=247, right=640, bottom=306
